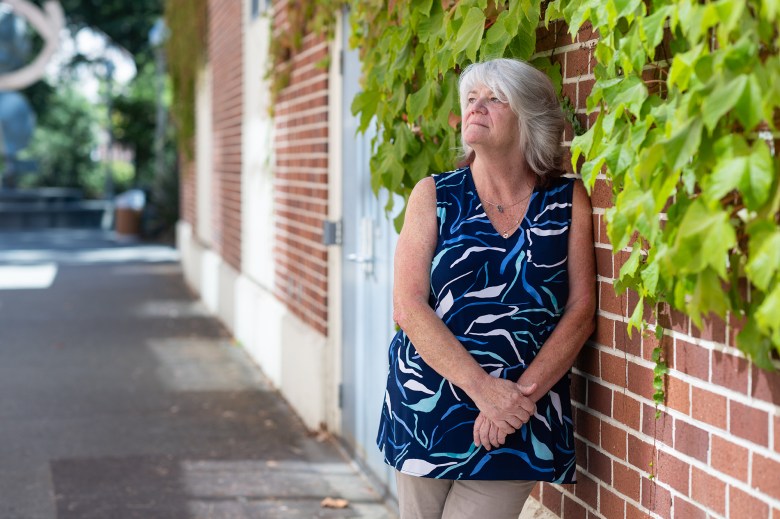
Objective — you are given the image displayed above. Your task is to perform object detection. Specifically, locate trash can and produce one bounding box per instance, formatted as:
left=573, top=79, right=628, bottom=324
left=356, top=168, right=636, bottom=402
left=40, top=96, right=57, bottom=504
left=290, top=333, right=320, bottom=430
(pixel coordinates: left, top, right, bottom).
left=114, top=189, right=145, bottom=239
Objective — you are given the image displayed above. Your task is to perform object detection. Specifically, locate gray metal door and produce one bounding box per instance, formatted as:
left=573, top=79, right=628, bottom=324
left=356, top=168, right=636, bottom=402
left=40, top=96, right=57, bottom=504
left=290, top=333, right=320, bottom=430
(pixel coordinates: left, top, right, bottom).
left=341, top=20, right=398, bottom=493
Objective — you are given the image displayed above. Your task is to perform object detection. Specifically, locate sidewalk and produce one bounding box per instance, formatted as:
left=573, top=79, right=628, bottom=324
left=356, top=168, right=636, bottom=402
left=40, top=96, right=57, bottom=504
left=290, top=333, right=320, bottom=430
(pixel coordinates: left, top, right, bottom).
left=0, top=229, right=395, bottom=519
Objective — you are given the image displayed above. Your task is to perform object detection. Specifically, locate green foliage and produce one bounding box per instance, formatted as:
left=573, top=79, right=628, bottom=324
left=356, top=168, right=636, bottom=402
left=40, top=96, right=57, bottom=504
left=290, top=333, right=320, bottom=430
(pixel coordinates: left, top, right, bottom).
left=266, top=0, right=338, bottom=108
left=19, top=83, right=100, bottom=194
left=165, top=0, right=207, bottom=157
left=349, top=0, right=554, bottom=230
left=53, top=0, right=164, bottom=64
left=551, top=0, right=780, bottom=368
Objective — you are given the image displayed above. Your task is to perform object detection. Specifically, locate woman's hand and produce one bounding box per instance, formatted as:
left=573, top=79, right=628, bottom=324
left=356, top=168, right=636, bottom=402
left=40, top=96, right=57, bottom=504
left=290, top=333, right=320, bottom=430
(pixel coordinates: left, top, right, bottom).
left=469, top=380, right=537, bottom=443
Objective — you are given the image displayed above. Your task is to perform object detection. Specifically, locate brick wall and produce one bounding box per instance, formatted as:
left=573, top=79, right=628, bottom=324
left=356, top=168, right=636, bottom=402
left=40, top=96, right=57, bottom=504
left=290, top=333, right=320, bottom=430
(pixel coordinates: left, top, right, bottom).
left=271, top=0, right=330, bottom=335
left=532, top=19, right=780, bottom=519
left=208, top=0, right=244, bottom=271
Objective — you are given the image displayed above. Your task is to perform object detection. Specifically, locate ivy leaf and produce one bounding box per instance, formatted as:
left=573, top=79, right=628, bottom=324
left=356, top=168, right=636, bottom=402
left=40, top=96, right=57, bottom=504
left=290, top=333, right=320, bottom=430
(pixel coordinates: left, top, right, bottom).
left=701, top=75, right=746, bottom=133
left=639, top=5, right=672, bottom=59
left=671, top=199, right=736, bottom=278
left=619, top=246, right=643, bottom=280
left=755, top=284, right=780, bottom=345
left=734, top=73, right=764, bottom=131
left=641, top=255, right=660, bottom=296
left=406, top=81, right=433, bottom=121
left=688, top=268, right=729, bottom=328
left=351, top=89, right=380, bottom=133
left=668, top=44, right=704, bottom=92
left=664, top=117, right=702, bottom=173
left=454, top=7, right=485, bottom=62
left=627, top=294, right=644, bottom=338
left=480, top=10, right=511, bottom=59
left=746, top=223, right=780, bottom=291
left=705, top=141, right=773, bottom=210
left=736, top=316, right=775, bottom=370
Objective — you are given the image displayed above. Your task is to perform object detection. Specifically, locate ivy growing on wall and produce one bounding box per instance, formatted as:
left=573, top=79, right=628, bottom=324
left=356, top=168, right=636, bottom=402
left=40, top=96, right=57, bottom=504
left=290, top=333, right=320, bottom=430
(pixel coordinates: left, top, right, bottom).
left=548, top=0, right=780, bottom=370
left=348, top=0, right=780, bottom=378
left=164, top=0, right=208, bottom=157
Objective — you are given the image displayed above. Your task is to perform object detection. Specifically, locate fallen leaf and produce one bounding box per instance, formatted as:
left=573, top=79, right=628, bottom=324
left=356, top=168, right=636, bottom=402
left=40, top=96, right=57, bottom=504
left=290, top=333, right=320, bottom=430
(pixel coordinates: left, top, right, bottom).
left=320, top=497, right=349, bottom=509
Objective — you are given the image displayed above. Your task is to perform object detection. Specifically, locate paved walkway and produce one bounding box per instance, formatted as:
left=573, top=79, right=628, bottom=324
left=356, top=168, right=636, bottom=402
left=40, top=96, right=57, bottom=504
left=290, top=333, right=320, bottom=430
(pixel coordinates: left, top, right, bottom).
left=0, top=230, right=395, bottom=519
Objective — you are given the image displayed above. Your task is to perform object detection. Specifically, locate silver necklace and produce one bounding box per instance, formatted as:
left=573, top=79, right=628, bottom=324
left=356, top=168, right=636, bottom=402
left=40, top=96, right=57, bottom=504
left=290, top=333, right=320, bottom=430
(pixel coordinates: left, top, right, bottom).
left=493, top=201, right=528, bottom=239
left=481, top=190, right=532, bottom=214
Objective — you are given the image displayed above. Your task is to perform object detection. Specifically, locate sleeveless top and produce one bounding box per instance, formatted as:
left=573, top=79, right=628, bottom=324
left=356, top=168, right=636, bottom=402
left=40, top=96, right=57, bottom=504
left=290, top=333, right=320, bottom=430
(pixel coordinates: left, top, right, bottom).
left=376, top=166, right=577, bottom=482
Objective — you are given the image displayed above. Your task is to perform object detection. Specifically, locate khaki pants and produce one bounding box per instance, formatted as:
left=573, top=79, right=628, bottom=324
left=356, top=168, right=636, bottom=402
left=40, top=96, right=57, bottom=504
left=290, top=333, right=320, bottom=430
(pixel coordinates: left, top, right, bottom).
left=395, top=471, right=537, bottom=519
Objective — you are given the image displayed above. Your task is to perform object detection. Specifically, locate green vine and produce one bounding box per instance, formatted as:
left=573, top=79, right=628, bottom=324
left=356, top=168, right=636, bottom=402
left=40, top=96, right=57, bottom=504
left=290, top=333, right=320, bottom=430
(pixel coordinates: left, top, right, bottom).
left=266, top=0, right=338, bottom=110
left=164, top=0, right=208, bottom=158
left=548, top=0, right=780, bottom=369
left=350, top=0, right=556, bottom=229
left=351, top=0, right=780, bottom=375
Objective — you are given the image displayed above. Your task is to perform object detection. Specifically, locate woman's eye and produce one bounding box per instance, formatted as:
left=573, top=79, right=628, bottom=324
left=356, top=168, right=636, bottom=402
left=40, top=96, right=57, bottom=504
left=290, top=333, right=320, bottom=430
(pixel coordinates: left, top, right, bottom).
left=490, top=97, right=500, bottom=103
left=467, top=98, right=476, bottom=104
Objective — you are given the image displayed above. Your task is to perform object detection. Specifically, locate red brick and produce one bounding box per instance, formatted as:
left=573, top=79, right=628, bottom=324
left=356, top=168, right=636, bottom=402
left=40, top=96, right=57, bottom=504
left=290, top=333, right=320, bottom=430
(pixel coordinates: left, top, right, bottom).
left=691, top=466, right=726, bottom=516
left=642, top=478, right=672, bottom=519
left=753, top=453, right=780, bottom=501
left=601, top=350, right=626, bottom=387
left=563, top=496, right=587, bottom=519
left=730, top=400, right=769, bottom=446
left=576, top=343, right=600, bottom=377
left=666, top=376, right=690, bottom=415
left=531, top=481, right=541, bottom=500
left=691, top=314, right=727, bottom=343
left=535, top=21, right=573, bottom=53
left=673, top=338, right=709, bottom=381
left=578, top=78, right=596, bottom=108
left=656, top=450, right=689, bottom=494
left=711, top=434, right=749, bottom=480
left=594, top=247, right=613, bottom=280
left=613, top=461, right=641, bottom=502
left=575, top=437, right=588, bottom=468
left=730, top=486, right=769, bottom=519
left=566, top=47, right=592, bottom=79
left=599, top=281, right=626, bottom=315
left=711, top=351, right=749, bottom=393
left=574, top=471, right=599, bottom=510
left=626, top=502, right=650, bottom=519
left=599, top=484, right=625, bottom=518
left=588, top=444, right=612, bottom=483
left=591, top=178, right=613, bottom=210
left=613, top=391, right=641, bottom=430
left=642, top=404, right=673, bottom=446
left=674, top=419, right=709, bottom=463
left=775, top=415, right=780, bottom=453
left=602, top=421, right=627, bottom=458
left=588, top=380, right=612, bottom=417
left=594, top=314, right=615, bottom=347
left=541, top=482, right=563, bottom=516
left=691, top=386, right=727, bottom=429
left=752, top=365, right=780, bottom=405
left=627, top=363, right=654, bottom=399
left=674, top=496, right=706, bottom=519
left=614, top=320, right=642, bottom=357
left=576, top=408, right=600, bottom=445
left=627, top=435, right=655, bottom=473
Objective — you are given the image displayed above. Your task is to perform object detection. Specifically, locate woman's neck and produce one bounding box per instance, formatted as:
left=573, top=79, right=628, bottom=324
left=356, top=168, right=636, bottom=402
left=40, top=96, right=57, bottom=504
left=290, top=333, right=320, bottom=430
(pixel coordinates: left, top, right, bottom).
left=470, top=153, right=535, bottom=201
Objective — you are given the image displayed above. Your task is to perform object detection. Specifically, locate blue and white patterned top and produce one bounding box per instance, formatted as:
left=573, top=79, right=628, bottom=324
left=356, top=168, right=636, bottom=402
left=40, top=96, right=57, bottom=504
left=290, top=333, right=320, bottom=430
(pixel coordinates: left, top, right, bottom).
left=377, top=166, right=576, bottom=482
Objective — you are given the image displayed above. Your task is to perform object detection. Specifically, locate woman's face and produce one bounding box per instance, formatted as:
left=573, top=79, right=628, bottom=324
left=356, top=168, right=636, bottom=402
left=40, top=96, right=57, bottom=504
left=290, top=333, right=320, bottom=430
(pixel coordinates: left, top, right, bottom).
left=462, top=84, right=520, bottom=154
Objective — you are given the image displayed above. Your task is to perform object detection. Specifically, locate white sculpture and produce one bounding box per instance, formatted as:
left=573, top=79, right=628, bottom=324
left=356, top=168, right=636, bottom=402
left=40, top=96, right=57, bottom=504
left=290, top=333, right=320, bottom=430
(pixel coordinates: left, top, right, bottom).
left=0, top=0, right=64, bottom=90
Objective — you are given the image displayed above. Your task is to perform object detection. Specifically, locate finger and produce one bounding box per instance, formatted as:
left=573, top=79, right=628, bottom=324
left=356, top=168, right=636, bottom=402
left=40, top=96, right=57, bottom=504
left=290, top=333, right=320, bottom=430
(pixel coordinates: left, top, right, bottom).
left=473, top=415, right=484, bottom=447
left=479, top=419, right=493, bottom=451
left=488, top=422, right=499, bottom=448
left=498, top=429, right=508, bottom=445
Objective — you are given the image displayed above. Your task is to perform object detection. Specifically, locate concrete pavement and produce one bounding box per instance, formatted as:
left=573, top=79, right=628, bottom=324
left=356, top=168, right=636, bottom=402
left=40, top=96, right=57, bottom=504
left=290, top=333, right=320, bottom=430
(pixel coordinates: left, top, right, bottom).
left=0, top=230, right=395, bottom=519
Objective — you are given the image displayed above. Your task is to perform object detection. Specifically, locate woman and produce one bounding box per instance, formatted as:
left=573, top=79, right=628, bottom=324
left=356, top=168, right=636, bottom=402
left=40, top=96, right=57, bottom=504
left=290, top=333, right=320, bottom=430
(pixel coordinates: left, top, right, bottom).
left=376, top=58, right=596, bottom=518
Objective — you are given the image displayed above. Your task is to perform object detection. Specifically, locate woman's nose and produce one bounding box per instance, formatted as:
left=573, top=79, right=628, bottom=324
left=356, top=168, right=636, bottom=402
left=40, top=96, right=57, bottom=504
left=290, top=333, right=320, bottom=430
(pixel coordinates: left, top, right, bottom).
left=470, top=98, right=487, bottom=113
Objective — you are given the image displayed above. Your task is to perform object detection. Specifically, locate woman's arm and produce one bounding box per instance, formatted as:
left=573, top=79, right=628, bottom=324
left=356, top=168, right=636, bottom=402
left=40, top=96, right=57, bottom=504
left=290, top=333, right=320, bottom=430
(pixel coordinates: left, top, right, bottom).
left=474, top=179, right=597, bottom=448
left=393, top=177, right=537, bottom=435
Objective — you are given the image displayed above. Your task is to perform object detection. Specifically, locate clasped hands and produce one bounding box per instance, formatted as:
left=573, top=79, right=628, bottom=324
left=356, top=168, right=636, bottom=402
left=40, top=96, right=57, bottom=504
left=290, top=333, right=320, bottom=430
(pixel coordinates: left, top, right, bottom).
left=471, top=377, right=537, bottom=451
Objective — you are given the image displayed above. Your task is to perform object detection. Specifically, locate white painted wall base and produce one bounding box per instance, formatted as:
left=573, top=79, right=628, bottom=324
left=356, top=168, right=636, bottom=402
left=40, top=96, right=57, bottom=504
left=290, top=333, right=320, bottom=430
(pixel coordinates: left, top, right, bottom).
left=177, top=220, right=327, bottom=431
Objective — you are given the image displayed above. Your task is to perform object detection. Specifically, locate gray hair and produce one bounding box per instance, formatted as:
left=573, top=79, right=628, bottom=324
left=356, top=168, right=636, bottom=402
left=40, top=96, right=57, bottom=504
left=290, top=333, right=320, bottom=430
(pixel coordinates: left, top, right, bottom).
left=458, top=58, right=565, bottom=178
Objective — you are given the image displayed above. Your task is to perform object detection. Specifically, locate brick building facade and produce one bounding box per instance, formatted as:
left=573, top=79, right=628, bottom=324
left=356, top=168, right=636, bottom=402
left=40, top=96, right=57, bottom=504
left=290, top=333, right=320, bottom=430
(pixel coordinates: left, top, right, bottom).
left=177, top=3, right=779, bottom=517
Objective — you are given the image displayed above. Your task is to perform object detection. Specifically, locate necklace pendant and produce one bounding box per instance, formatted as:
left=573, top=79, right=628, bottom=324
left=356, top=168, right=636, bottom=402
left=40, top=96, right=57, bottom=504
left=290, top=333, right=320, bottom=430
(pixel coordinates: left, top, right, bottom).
left=497, top=205, right=504, bottom=213
left=502, top=232, right=509, bottom=238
